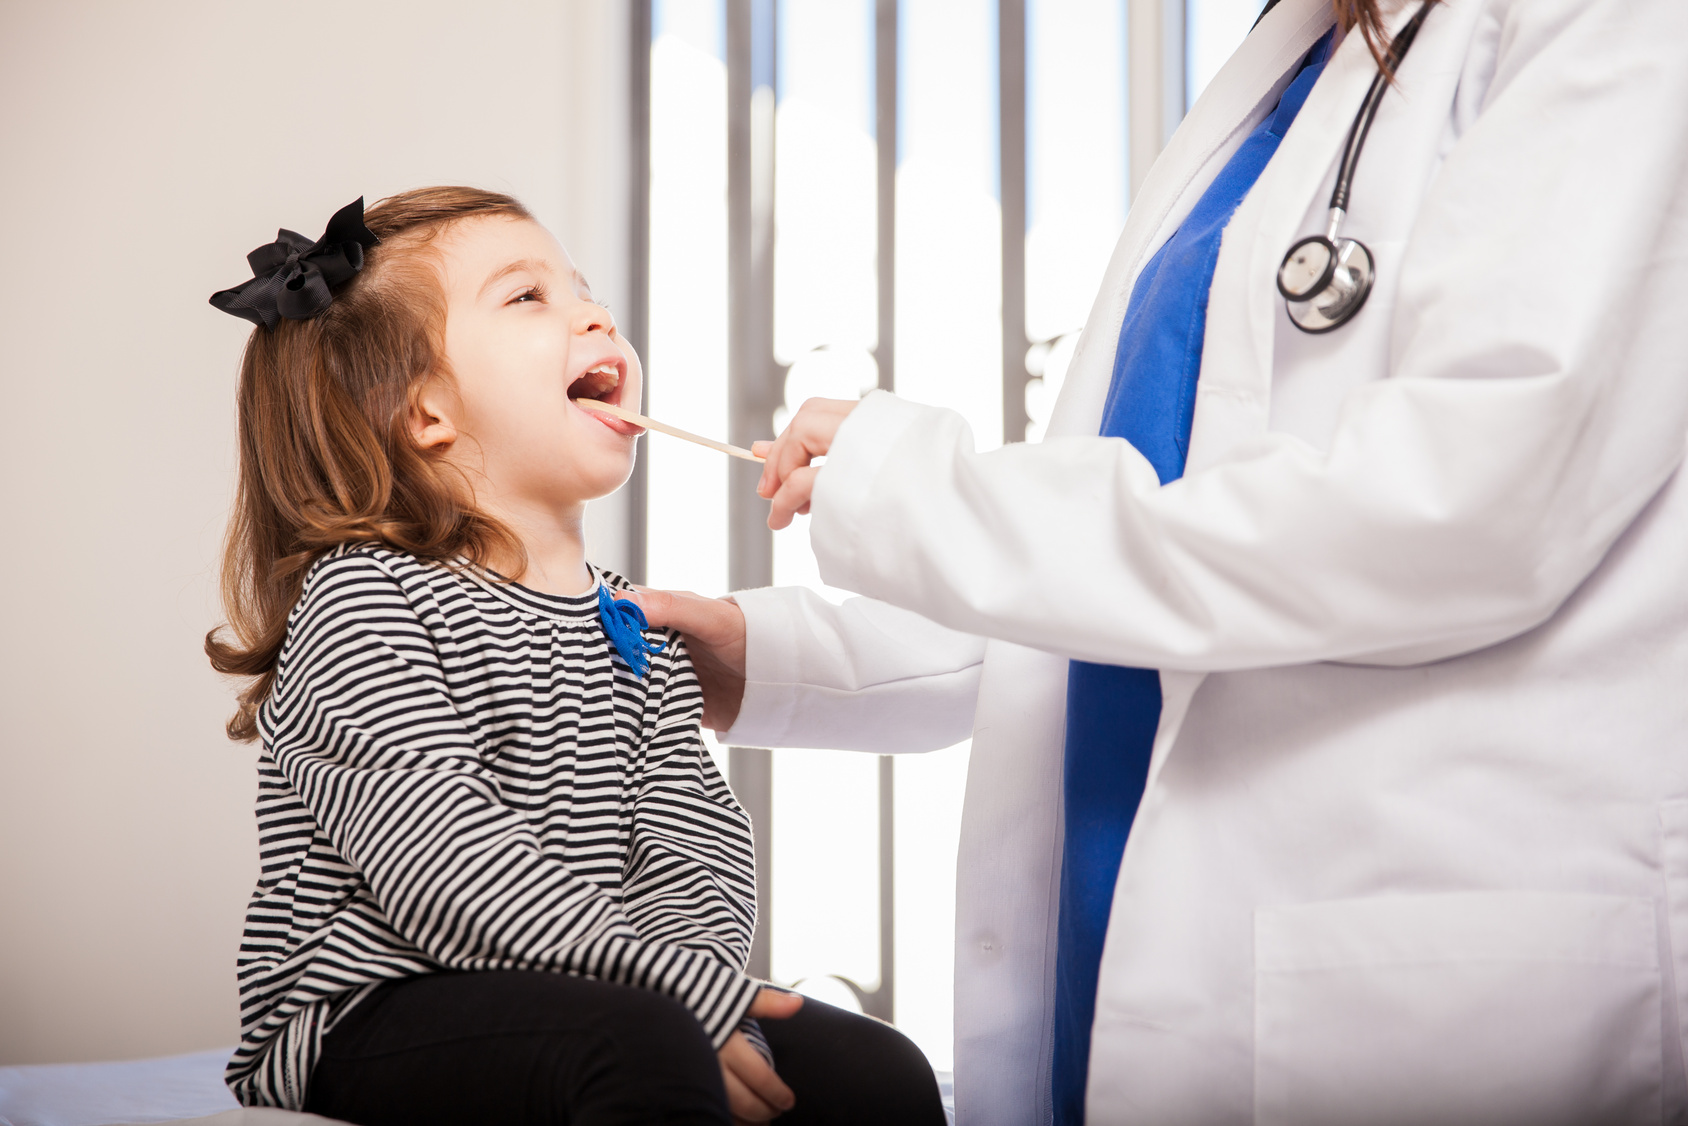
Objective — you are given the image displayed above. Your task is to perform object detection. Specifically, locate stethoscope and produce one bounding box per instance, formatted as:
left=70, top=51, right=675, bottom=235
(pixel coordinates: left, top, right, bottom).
left=1276, top=1, right=1434, bottom=334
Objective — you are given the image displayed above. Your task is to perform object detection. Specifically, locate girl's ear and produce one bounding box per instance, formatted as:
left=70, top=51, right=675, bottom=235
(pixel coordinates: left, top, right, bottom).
left=410, top=378, right=459, bottom=451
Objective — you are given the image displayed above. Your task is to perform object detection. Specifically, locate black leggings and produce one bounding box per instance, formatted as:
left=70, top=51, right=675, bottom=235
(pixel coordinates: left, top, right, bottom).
left=302, top=971, right=947, bottom=1126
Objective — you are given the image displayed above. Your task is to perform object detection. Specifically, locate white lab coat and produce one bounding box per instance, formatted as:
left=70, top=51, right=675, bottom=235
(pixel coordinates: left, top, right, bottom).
left=721, top=0, right=1688, bottom=1121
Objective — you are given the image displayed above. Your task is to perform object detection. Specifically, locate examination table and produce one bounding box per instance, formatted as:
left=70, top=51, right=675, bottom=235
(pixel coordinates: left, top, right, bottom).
left=0, top=1046, right=957, bottom=1125
left=0, top=1048, right=346, bottom=1126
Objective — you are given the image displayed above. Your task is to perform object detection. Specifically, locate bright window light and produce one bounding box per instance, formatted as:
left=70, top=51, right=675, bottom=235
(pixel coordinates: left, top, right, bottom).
left=1186, top=0, right=1267, bottom=108
left=641, top=0, right=1213, bottom=1080
left=767, top=0, right=883, bottom=1019
left=648, top=0, right=730, bottom=600
left=1024, top=0, right=1129, bottom=442
left=896, top=0, right=1002, bottom=453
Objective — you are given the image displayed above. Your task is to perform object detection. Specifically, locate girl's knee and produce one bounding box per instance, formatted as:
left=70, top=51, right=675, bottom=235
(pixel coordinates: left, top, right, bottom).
left=556, top=981, right=730, bottom=1123
left=857, top=1017, right=939, bottom=1084
left=597, top=980, right=718, bottom=1057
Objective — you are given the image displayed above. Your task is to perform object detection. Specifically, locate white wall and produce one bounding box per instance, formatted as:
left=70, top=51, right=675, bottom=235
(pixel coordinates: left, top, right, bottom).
left=0, top=0, right=630, bottom=1065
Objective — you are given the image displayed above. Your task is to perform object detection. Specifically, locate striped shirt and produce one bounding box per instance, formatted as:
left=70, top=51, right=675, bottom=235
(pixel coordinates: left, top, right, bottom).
left=226, top=545, right=760, bottom=1108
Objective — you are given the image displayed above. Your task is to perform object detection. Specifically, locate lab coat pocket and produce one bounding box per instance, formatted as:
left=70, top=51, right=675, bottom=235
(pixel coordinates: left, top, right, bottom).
left=1254, top=892, right=1661, bottom=1126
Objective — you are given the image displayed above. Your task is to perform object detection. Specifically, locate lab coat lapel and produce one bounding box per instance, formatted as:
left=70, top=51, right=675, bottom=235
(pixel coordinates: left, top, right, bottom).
left=1041, top=0, right=1342, bottom=908
left=1088, top=5, right=1454, bottom=1120
left=1045, top=0, right=1335, bottom=444
left=1188, top=1, right=1426, bottom=473
left=979, top=15, right=1334, bottom=1116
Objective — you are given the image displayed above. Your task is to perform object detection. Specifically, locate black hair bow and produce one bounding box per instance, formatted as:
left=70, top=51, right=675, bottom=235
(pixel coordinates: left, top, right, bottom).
left=209, top=198, right=379, bottom=328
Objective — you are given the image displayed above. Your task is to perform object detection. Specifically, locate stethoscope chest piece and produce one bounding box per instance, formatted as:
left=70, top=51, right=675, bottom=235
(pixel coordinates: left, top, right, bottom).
left=1278, top=230, right=1375, bottom=334
left=1276, top=0, right=1432, bottom=335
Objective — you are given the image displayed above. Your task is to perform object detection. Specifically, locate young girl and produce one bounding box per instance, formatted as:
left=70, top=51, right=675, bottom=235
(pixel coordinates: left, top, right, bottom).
left=205, top=187, right=944, bottom=1125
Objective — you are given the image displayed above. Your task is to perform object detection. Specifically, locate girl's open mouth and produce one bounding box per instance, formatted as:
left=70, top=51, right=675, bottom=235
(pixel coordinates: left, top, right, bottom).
left=567, top=363, right=644, bottom=436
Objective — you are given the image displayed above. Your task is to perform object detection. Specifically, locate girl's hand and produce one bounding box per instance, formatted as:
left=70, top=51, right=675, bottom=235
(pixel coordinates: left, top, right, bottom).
left=615, top=589, right=747, bottom=732
left=753, top=398, right=859, bottom=531
left=719, top=988, right=804, bottom=1124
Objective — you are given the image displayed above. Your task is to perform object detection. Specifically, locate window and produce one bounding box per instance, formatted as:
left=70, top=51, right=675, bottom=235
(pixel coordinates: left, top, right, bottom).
left=626, top=0, right=1263, bottom=1076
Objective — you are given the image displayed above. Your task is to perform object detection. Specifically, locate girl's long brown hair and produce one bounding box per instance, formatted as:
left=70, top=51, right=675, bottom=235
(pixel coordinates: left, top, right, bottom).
left=206, top=186, right=532, bottom=741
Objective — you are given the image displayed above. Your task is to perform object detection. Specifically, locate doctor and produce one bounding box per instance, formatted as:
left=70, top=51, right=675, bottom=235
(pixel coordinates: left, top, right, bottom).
left=633, top=0, right=1688, bottom=1122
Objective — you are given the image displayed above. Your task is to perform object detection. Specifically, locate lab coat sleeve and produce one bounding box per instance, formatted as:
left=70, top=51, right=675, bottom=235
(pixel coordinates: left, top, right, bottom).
left=718, top=585, right=986, bottom=752
left=808, top=0, right=1688, bottom=672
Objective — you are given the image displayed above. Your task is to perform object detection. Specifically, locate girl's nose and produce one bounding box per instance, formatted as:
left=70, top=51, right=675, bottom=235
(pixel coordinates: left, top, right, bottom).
left=575, top=300, right=615, bottom=337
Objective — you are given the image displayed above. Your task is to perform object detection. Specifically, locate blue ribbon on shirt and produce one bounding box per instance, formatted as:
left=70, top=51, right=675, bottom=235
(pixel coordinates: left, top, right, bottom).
left=598, top=585, right=666, bottom=679
left=1050, top=29, right=1336, bottom=1125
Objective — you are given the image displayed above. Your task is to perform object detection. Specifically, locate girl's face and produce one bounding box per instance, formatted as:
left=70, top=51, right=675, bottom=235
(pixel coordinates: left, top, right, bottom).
left=420, top=215, right=643, bottom=514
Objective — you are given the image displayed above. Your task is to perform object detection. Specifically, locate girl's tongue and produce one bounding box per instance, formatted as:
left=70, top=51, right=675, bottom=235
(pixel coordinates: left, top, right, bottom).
left=578, top=403, right=645, bottom=436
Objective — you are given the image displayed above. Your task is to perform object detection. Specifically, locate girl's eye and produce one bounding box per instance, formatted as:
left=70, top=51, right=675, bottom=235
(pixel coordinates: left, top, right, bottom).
left=512, top=285, right=546, bottom=304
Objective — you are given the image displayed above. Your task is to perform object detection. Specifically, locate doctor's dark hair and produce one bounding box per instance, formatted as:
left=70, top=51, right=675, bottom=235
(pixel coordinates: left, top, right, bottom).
left=1336, top=0, right=1434, bottom=76
left=205, top=186, right=533, bottom=742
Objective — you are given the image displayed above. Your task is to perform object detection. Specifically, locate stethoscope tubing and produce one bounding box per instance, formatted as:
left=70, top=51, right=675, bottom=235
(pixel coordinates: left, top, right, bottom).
left=1279, top=1, right=1436, bottom=333
left=1329, top=2, right=1435, bottom=214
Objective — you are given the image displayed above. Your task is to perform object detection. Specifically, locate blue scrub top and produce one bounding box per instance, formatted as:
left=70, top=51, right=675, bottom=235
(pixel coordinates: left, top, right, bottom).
left=1052, top=28, right=1337, bottom=1125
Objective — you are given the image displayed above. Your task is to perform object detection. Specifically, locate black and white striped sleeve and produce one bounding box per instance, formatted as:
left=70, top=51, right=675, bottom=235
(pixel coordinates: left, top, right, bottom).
left=258, top=555, right=761, bottom=1047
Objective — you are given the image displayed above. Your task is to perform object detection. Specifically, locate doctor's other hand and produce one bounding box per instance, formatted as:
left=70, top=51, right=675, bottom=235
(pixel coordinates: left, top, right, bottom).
left=719, top=987, right=803, bottom=1125
left=615, top=588, right=746, bottom=732
left=753, top=397, right=859, bottom=531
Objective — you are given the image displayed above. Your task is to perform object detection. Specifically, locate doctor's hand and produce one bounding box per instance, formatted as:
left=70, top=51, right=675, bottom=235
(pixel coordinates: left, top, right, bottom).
left=719, top=987, right=803, bottom=1124
left=752, top=397, right=859, bottom=531
left=614, top=588, right=746, bottom=732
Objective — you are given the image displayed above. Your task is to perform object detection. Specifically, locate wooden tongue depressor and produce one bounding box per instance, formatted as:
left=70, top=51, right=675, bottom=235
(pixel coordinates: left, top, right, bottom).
left=585, top=400, right=765, bottom=462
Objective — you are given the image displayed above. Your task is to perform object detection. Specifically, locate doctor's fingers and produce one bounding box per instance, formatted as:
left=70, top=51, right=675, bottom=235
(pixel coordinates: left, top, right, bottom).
left=766, top=466, right=820, bottom=531
left=616, top=588, right=744, bottom=654
left=618, top=589, right=747, bottom=730
left=756, top=397, right=858, bottom=498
